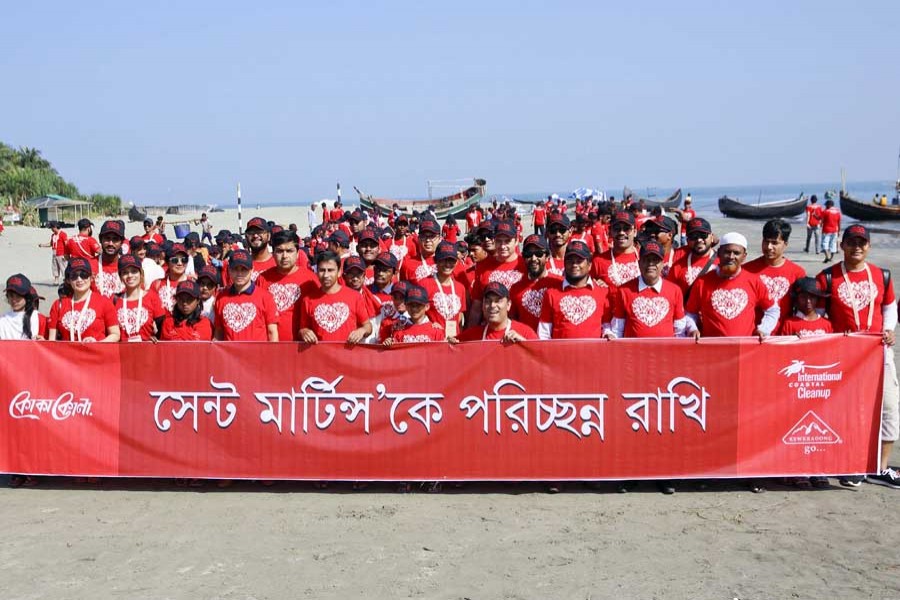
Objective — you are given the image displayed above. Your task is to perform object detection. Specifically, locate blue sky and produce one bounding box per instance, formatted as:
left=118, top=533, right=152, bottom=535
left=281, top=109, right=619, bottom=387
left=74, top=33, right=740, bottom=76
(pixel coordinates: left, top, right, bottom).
left=1, top=1, right=898, bottom=204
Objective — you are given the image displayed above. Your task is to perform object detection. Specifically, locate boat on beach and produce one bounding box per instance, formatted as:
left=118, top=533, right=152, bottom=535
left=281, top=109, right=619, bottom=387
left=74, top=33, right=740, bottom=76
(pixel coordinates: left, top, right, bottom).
left=839, top=159, right=900, bottom=221
left=623, top=187, right=683, bottom=209
left=355, top=178, right=486, bottom=220
left=717, top=193, right=806, bottom=219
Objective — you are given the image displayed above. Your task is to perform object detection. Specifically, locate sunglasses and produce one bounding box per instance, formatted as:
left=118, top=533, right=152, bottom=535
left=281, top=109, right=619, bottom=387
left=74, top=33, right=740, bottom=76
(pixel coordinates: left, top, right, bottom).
left=547, top=227, right=568, bottom=235
left=168, top=256, right=188, bottom=265
left=611, top=224, right=633, bottom=232
left=687, top=233, right=708, bottom=241
left=523, top=251, right=547, bottom=259
left=67, top=271, right=91, bottom=281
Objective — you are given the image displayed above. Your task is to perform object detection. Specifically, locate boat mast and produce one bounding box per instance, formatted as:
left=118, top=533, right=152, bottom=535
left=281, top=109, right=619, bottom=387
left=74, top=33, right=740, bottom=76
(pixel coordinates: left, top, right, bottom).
left=840, top=168, right=846, bottom=195
left=895, top=146, right=900, bottom=193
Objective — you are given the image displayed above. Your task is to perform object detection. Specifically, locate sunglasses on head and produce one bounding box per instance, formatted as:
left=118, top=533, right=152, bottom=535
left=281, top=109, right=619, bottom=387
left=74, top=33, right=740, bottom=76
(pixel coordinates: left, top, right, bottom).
left=523, top=250, right=547, bottom=259
left=67, top=271, right=91, bottom=281
left=168, top=256, right=188, bottom=264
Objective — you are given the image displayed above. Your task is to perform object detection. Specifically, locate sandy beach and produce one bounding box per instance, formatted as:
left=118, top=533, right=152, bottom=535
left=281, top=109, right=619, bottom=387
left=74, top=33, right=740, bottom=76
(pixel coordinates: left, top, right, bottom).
left=1, top=204, right=899, bottom=599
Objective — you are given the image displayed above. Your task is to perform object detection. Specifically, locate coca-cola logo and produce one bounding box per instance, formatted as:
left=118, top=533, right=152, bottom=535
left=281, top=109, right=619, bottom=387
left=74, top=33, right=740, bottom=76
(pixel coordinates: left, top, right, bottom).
left=9, top=391, right=94, bottom=421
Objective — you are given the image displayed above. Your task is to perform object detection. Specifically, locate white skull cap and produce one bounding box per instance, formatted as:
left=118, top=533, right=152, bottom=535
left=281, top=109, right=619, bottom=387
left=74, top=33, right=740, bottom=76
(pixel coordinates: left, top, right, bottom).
left=719, top=232, right=747, bottom=249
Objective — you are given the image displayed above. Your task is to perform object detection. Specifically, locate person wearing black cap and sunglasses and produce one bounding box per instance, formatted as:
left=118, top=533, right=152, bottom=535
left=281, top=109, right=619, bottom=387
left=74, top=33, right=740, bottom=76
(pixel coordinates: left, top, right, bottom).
left=509, top=235, right=562, bottom=331
left=468, top=220, right=527, bottom=326
left=48, top=258, right=120, bottom=343
left=150, top=243, right=193, bottom=314
left=96, top=220, right=127, bottom=298
left=243, top=217, right=276, bottom=280
left=592, top=211, right=641, bottom=288
left=667, top=217, right=717, bottom=300
left=159, top=280, right=214, bottom=341
left=817, top=224, right=899, bottom=489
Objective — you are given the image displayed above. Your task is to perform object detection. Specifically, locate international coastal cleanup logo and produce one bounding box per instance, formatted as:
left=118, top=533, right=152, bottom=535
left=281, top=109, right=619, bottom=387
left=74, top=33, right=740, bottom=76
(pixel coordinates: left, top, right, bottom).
left=782, top=410, right=842, bottom=445
left=778, top=359, right=843, bottom=400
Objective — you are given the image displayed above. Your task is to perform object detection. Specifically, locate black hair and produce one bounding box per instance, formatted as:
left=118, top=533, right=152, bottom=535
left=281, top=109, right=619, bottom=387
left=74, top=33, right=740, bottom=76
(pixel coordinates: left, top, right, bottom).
left=762, top=219, right=792, bottom=242
left=19, top=293, right=37, bottom=340
left=825, top=199, right=834, bottom=208
left=271, top=230, right=300, bottom=248
left=315, top=250, right=341, bottom=267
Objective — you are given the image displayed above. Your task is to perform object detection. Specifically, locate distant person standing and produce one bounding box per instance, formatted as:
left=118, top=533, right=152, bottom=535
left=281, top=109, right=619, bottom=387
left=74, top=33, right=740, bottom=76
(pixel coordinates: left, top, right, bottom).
left=677, top=196, right=696, bottom=246
left=65, top=218, right=101, bottom=274
left=820, top=199, right=841, bottom=262
left=307, top=203, right=319, bottom=234
left=804, top=195, right=823, bottom=253
left=532, top=202, right=546, bottom=236
left=197, top=213, right=213, bottom=244
left=38, top=221, right=68, bottom=285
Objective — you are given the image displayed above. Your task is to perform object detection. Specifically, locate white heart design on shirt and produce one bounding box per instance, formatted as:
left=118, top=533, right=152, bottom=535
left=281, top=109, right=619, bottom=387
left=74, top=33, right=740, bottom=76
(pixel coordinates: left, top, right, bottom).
left=521, top=288, right=547, bottom=318
left=390, top=244, right=409, bottom=261
left=223, top=303, right=257, bottom=333
left=314, top=302, right=350, bottom=333
left=711, top=288, right=748, bottom=320
left=837, top=280, right=878, bottom=311
left=760, top=275, right=790, bottom=302
left=158, top=285, right=176, bottom=312
left=117, top=306, right=149, bottom=335
left=414, top=263, right=437, bottom=281
left=559, top=295, right=597, bottom=325
left=380, top=301, right=397, bottom=320
left=401, top=334, right=434, bottom=343
left=97, top=270, right=124, bottom=298
left=61, top=308, right=96, bottom=336
left=432, top=291, right=461, bottom=320
left=798, top=329, right=828, bottom=338
left=685, top=265, right=703, bottom=286
left=268, top=283, right=301, bottom=312
left=489, top=269, right=523, bottom=289
left=608, top=261, right=640, bottom=287
left=631, top=296, right=670, bottom=327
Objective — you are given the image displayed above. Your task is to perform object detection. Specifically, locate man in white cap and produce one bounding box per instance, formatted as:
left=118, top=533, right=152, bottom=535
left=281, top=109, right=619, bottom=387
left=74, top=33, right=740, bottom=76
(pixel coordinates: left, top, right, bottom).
left=685, top=232, right=778, bottom=338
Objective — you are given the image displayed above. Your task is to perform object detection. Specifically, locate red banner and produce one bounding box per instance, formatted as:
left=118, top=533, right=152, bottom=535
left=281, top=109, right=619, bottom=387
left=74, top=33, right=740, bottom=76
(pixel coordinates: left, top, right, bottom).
left=0, top=336, right=884, bottom=480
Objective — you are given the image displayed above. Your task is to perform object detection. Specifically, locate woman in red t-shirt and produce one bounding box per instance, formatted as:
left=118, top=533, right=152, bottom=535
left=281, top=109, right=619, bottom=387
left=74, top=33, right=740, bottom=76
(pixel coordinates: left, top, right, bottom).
left=113, top=255, right=165, bottom=342
left=48, top=257, right=120, bottom=342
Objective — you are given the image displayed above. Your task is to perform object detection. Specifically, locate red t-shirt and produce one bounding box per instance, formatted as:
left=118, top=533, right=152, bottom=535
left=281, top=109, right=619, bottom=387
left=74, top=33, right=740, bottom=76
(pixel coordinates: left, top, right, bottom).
left=744, top=257, right=806, bottom=333
left=391, top=320, right=446, bottom=343
left=159, top=314, right=214, bottom=341
left=591, top=249, right=640, bottom=288
left=52, top=231, right=68, bottom=256
left=533, top=206, right=546, bottom=226
left=471, top=256, right=527, bottom=301
left=509, top=275, right=562, bottom=330
left=388, top=236, right=417, bottom=265
left=465, top=210, right=482, bottom=231
left=442, top=224, right=460, bottom=243
left=65, top=235, right=101, bottom=272
left=299, top=285, right=371, bottom=342
left=667, top=251, right=717, bottom=296
left=96, top=257, right=125, bottom=299
left=569, top=232, right=596, bottom=255
left=421, top=277, right=467, bottom=330
left=151, top=276, right=192, bottom=314
left=805, top=204, right=824, bottom=227
left=214, top=283, right=280, bottom=341
left=399, top=256, right=437, bottom=284
left=679, top=209, right=696, bottom=234
left=545, top=255, right=566, bottom=279
left=540, top=282, right=612, bottom=339
left=817, top=263, right=896, bottom=333
left=257, top=266, right=319, bottom=342
left=685, top=269, right=774, bottom=337
left=113, top=292, right=165, bottom=341
left=49, top=292, right=118, bottom=341
left=613, top=278, right=685, bottom=338
left=141, top=232, right=163, bottom=244
left=457, top=320, right=538, bottom=341
left=591, top=222, right=610, bottom=254
left=329, top=208, right=344, bottom=222
left=780, top=313, right=834, bottom=337
left=821, top=207, right=841, bottom=234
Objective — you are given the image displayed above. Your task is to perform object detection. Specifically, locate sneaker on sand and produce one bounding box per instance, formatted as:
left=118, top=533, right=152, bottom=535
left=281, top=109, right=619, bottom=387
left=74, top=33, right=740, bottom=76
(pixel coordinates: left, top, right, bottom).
left=839, top=475, right=864, bottom=487
left=867, top=468, right=900, bottom=489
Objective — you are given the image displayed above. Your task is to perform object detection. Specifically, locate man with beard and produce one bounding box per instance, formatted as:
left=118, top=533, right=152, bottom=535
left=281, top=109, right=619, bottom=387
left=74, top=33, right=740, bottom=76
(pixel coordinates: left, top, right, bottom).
left=816, top=224, right=898, bottom=488
left=390, top=214, right=419, bottom=264
left=539, top=240, right=612, bottom=339
left=685, top=232, right=778, bottom=339
left=510, top=235, right=562, bottom=331
left=592, top=211, right=640, bottom=289
left=452, top=282, right=537, bottom=342
left=667, top=217, right=717, bottom=298
left=544, top=213, right=570, bottom=278
left=744, top=219, right=806, bottom=334
left=257, top=230, right=318, bottom=342
left=399, top=218, right=442, bottom=283
left=299, top=250, right=373, bottom=344
left=96, top=220, right=127, bottom=298
left=243, top=217, right=276, bottom=279
left=474, top=221, right=496, bottom=257
left=355, top=228, right=381, bottom=286
left=468, top=220, right=527, bottom=326
left=214, top=249, right=279, bottom=342
left=65, top=218, right=101, bottom=274
left=421, top=241, right=467, bottom=337
left=642, top=215, right=683, bottom=277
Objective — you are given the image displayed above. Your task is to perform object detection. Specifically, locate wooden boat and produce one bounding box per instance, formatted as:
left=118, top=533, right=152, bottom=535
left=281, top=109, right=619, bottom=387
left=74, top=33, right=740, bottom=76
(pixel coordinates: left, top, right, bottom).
left=356, top=178, right=486, bottom=220
left=717, top=193, right=806, bottom=219
left=840, top=190, right=900, bottom=221
left=623, top=187, right=683, bottom=209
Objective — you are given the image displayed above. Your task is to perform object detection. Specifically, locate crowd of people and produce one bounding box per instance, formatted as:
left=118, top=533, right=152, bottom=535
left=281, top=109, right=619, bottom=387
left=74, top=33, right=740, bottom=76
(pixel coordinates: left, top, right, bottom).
left=2, top=195, right=898, bottom=492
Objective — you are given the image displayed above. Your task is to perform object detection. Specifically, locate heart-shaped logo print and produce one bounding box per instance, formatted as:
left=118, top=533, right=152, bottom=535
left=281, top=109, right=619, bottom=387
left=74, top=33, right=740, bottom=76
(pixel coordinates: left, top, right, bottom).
left=97, top=270, right=124, bottom=297
left=268, top=283, right=301, bottom=312
left=608, top=261, right=640, bottom=287
left=760, top=275, right=790, bottom=302
left=390, top=244, right=409, bottom=261
left=837, top=280, right=878, bottom=311
left=414, top=263, right=437, bottom=281
left=521, top=288, right=547, bottom=318
left=631, top=296, right=670, bottom=327
left=61, top=307, right=97, bottom=336
left=223, top=302, right=257, bottom=333
left=559, top=295, right=597, bottom=325
left=711, top=288, right=748, bottom=320
left=432, top=291, right=461, bottom=320
left=314, top=302, right=350, bottom=333
left=117, top=306, right=149, bottom=336
left=489, top=269, right=524, bottom=289
left=158, top=285, right=176, bottom=312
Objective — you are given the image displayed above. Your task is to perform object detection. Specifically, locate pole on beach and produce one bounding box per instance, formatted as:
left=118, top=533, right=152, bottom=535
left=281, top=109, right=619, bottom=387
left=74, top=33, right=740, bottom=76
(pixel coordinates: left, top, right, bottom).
left=237, top=182, right=243, bottom=235
left=337, top=182, right=341, bottom=207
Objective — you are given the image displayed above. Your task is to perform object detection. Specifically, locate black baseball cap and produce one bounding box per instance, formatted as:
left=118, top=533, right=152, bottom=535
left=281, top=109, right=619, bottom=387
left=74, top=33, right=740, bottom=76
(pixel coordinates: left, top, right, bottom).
left=842, top=224, right=870, bottom=241
left=246, top=217, right=269, bottom=232
left=565, top=240, right=592, bottom=260
left=117, top=254, right=142, bottom=273
left=523, top=234, right=549, bottom=251
left=435, top=241, right=458, bottom=262
left=342, top=255, right=366, bottom=273
left=77, top=218, right=94, bottom=229
left=419, top=219, right=441, bottom=235
left=374, top=251, right=399, bottom=270
left=405, top=284, right=430, bottom=305
left=65, top=257, right=93, bottom=277
left=175, top=280, right=201, bottom=299
left=686, top=217, right=712, bottom=235
left=483, top=281, right=510, bottom=299
left=100, top=220, right=125, bottom=239
left=228, top=249, right=253, bottom=270
left=4, top=274, right=32, bottom=297
left=793, top=276, right=830, bottom=298
left=640, top=240, right=665, bottom=259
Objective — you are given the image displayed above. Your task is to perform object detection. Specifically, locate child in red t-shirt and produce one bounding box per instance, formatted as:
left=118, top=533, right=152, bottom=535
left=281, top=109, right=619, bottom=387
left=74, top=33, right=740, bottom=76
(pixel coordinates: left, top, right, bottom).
left=780, top=277, right=834, bottom=338
left=384, top=284, right=445, bottom=345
